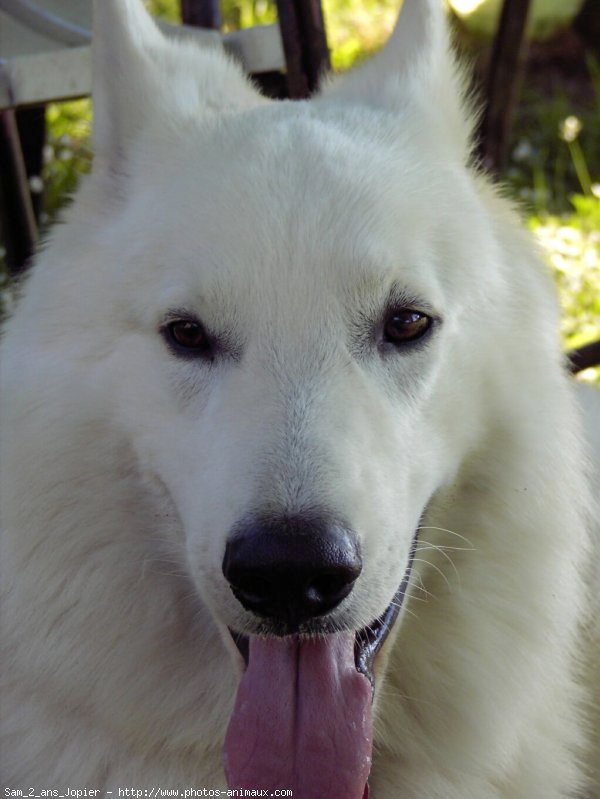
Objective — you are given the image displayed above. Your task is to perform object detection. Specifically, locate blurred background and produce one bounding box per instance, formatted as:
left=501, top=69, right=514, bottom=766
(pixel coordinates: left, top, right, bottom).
left=0, top=0, right=598, bottom=381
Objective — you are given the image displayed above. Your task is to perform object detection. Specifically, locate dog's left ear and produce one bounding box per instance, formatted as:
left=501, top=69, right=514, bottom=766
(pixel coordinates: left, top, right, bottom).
left=320, top=0, right=475, bottom=157
left=92, top=0, right=262, bottom=173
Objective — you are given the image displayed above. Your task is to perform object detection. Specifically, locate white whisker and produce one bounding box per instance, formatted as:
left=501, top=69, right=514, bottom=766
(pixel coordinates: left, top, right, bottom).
left=416, top=539, right=460, bottom=583
left=417, top=525, right=474, bottom=548
left=416, top=543, right=474, bottom=552
left=412, top=557, right=452, bottom=592
left=410, top=575, right=435, bottom=601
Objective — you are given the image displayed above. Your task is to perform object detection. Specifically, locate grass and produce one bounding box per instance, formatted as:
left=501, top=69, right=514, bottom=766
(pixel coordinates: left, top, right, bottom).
left=530, top=194, right=600, bottom=381
left=503, top=55, right=600, bottom=383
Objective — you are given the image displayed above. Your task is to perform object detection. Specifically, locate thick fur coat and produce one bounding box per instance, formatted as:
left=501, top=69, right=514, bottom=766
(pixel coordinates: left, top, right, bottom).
left=1, top=0, right=598, bottom=796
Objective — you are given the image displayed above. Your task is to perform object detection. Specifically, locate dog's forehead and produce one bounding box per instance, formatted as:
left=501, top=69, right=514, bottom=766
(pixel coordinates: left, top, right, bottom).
left=139, top=101, right=437, bottom=225
left=124, top=103, right=452, bottom=306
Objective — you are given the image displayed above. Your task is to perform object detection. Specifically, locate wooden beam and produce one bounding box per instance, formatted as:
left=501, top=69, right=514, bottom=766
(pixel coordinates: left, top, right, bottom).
left=478, top=0, right=532, bottom=174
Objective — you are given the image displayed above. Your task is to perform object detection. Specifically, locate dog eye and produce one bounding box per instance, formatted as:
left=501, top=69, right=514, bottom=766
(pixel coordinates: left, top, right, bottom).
left=383, top=310, right=432, bottom=345
left=163, top=319, right=212, bottom=356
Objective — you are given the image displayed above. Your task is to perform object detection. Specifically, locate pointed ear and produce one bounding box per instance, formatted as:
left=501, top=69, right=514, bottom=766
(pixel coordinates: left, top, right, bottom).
left=320, top=0, right=475, bottom=155
left=92, top=0, right=162, bottom=164
left=92, top=0, right=262, bottom=169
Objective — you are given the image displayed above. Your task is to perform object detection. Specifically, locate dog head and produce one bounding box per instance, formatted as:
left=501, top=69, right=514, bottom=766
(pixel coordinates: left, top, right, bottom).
left=84, top=0, right=497, bottom=635
left=5, top=0, right=573, bottom=793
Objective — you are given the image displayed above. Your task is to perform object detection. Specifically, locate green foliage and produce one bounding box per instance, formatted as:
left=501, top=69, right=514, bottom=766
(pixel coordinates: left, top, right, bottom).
left=147, top=0, right=180, bottom=21
left=322, top=0, right=396, bottom=69
left=42, top=100, right=93, bottom=230
left=504, top=51, right=599, bottom=383
left=506, top=93, right=599, bottom=214
left=530, top=194, right=600, bottom=383
left=449, top=0, right=586, bottom=42
left=504, top=51, right=600, bottom=217
left=147, top=0, right=278, bottom=29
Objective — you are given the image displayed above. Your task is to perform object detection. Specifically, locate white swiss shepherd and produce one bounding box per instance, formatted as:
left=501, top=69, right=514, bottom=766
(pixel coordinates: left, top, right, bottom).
left=0, top=0, right=598, bottom=796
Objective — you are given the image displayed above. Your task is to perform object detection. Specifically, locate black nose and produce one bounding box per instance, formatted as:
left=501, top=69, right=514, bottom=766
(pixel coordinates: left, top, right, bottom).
left=222, top=515, right=362, bottom=628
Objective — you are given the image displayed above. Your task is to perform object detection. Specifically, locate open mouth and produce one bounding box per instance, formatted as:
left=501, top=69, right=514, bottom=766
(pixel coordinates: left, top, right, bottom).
left=224, top=537, right=417, bottom=798
left=229, top=533, right=417, bottom=688
left=354, top=541, right=416, bottom=687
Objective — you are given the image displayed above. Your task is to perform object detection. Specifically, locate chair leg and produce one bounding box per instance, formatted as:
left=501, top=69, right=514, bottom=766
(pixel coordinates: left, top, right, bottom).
left=179, top=0, right=329, bottom=99
left=181, top=0, right=220, bottom=30
left=275, top=0, right=311, bottom=97
left=16, top=106, right=46, bottom=225
left=0, top=110, right=38, bottom=276
left=292, top=0, right=330, bottom=91
left=478, top=0, right=532, bottom=174
left=568, top=340, right=600, bottom=373
left=276, top=0, right=330, bottom=98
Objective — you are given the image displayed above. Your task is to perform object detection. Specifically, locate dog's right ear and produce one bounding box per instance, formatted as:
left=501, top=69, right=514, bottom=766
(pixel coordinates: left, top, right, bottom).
left=320, top=0, right=475, bottom=159
left=92, top=0, right=262, bottom=173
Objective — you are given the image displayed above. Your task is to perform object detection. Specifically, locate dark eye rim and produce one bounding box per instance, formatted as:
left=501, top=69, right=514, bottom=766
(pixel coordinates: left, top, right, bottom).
left=378, top=307, right=438, bottom=351
left=160, top=316, right=215, bottom=360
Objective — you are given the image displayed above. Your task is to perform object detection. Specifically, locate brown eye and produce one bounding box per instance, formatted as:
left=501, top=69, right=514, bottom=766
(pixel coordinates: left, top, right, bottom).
left=383, top=310, right=432, bottom=345
left=164, top=319, right=212, bottom=355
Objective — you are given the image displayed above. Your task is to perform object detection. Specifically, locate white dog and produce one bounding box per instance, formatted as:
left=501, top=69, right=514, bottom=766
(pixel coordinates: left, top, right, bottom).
left=1, top=0, right=598, bottom=796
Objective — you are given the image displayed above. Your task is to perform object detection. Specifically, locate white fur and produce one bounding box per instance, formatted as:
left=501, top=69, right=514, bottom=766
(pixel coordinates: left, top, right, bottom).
left=1, top=0, right=598, bottom=795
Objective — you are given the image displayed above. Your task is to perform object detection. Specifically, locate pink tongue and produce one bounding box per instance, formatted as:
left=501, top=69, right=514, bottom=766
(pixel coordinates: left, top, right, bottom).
left=224, top=632, right=373, bottom=798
